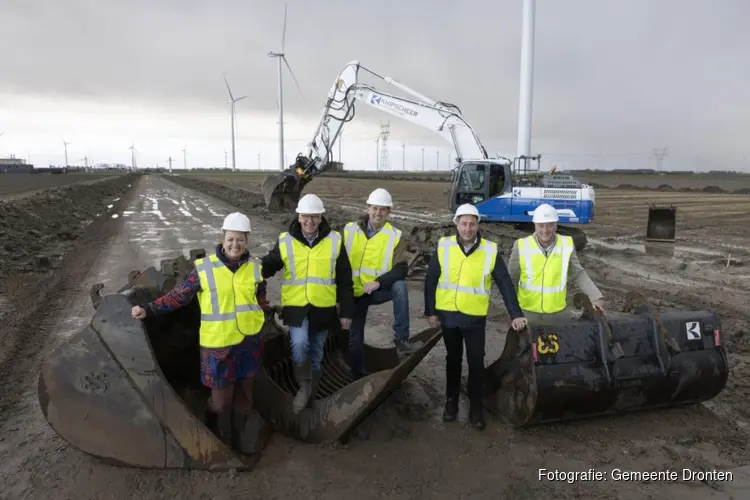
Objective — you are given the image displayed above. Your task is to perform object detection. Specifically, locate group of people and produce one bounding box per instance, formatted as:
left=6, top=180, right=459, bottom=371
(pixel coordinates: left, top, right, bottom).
left=130, top=187, right=604, bottom=452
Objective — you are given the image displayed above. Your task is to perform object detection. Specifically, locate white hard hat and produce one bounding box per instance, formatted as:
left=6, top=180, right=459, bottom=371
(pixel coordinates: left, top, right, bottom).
left=532, top=203, right=559, bottom=223
left=296, top=193, right=326, bottom=214
left=366, top=188, right=393, bottom=207
left=453, top=203, right=481, bottom=224
left=222, top=212, right=252, bottom=232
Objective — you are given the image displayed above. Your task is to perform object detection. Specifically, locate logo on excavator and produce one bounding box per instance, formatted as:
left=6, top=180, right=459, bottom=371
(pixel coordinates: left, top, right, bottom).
left=685, top=321, right=702, bottom=340
left=369, top=93, right=419, bottom=117
left=537, top=333, right=560, bottom=355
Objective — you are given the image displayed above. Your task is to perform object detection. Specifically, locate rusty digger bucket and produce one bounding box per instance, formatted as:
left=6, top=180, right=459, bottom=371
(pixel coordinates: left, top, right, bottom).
left=37, top=249, right=442, bottom=471
left=646, top=204, right=677, bottom=242
left=469, top=291, right=728, bottom=427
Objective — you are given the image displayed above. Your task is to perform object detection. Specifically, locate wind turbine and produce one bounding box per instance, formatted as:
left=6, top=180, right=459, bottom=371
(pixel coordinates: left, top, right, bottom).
left=222, top=74, right=246, bottom=171
left=182, top=145, right=187, bottom=170
left=267, top=1, right=304, bottom=171
left=129, top=140, right=137, bottom=171
left=62, top=138, right=71, bottom=166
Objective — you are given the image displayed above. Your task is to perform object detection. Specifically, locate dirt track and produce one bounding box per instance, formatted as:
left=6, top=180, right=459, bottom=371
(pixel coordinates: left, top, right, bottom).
left=2, top=173, right=750, bottom=499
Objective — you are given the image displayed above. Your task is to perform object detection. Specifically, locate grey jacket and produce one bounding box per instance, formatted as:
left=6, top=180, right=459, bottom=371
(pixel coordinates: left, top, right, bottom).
left=507, top=233, right=604, bottom=306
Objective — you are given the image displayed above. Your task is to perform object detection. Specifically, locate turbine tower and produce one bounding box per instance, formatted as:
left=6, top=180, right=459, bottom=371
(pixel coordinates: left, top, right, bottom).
left=267, top=0, right=304, bottom=171
left=128, top=140, right=138, bottom=171
left=516, top=0, right=536, bottom=174
left=222, top=74, right=246, bottom=171
left=62, top=138, right=71, bottom=166
left=182, top=145, right=187, bottom=170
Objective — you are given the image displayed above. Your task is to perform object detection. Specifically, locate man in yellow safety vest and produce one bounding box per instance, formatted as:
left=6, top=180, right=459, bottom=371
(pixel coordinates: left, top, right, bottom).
left=260, top=193, right=355, bottom=414
left=507, top=203, right=605, bottom=324
left=424, top=203, right=528, bottom=430
left=344, top=188, right=423, bottom=380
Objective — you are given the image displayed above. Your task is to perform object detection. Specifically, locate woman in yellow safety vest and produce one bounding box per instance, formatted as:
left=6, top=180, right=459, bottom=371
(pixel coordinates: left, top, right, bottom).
left=130, top=212, right=267, bottom=454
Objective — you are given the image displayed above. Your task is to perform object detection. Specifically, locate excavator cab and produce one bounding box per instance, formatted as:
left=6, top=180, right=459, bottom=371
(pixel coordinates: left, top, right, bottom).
left=449, top=161, right=510, bottom=212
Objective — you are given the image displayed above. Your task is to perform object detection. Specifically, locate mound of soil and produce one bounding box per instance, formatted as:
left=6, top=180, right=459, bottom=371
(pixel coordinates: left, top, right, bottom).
left=734, top=187, right=750, bottom=194
left=616, top=183, right=642, bottom=190
left=656, top=184, right=674, bottom=191
left=0, top=175, right=136, bottom=282
left=702, top=185, right=725, bottom=193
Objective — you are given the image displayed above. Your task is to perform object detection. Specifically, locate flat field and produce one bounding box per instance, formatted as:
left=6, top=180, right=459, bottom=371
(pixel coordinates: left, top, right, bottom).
left=0, top=172, right=124, bottom=197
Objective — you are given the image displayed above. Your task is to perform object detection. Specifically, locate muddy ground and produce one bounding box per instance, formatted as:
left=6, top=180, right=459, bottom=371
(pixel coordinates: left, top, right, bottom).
left=1, top=172, right=749, bottom=499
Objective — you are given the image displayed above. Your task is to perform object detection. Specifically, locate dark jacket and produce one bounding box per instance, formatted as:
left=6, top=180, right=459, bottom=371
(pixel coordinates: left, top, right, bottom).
left=350, top=215, right=409, bottom=291
left=261, top=217, right=355, bottom=332
left=423, top=230, right=524, bottom=329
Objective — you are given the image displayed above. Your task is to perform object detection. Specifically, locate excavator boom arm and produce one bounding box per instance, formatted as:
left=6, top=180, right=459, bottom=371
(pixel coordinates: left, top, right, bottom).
left=303, top=61, right=489, bottom=175
left=262, top=60, right=490, bottom=209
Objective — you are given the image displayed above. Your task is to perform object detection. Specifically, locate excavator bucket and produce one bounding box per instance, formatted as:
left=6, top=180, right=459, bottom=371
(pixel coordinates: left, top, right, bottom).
left=38, top=249, right=442, bottom=471
left=646, top=205, right=677, bottom=242
left=470, top=292, right=728, bottom=426
left=262, top=171, right=301, bottom=211
left=37, top=259, right=263, bottom=471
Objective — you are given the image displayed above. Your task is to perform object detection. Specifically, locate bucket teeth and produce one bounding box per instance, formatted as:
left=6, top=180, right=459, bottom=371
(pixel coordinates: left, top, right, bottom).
left=37, top=249, right=443, bottom=470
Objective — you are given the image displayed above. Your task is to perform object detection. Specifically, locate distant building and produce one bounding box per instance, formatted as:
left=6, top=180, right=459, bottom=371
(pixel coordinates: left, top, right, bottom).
left=0, top=157, right=34, bottom=173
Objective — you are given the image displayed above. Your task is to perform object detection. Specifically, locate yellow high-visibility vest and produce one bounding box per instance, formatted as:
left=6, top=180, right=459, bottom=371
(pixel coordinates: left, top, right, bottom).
left=343, top=221, right=402, bottom=297
left=194, top=254, right=265, bottom=348
left=435, top=235, right=498, bottom=316
left=516, top=234, right=573, bottom=313
left=278, top=231, right=342, bottom=307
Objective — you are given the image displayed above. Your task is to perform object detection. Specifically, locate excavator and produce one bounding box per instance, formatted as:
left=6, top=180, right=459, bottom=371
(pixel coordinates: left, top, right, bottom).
left=261, top=60, right=595, bottom=250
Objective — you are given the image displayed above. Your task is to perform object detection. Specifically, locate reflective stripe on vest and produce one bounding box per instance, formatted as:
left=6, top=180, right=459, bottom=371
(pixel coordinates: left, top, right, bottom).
left=278, top=231, right=342, bottom=307
left=516, top=234, right=573, bottom=313
left=343, top=221, right=402, bottom=297
left=194, top=255, right=264, bottom=348
left=435, top=236, right=497, bottom=316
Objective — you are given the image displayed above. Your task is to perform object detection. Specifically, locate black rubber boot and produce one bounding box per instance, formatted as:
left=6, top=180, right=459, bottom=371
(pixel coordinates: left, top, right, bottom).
left=214, top=410, right=233, bottom=444
left=231, top=410, right=271, bottom=456
left=468, top=402, right=486, bottom=430
left=443, top=396, right=459, bottom=422
left=307, top=370, right=322, bottom=409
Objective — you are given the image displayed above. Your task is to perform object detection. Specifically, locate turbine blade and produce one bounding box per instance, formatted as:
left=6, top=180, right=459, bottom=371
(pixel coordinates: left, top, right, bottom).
left=282, top=56, right=304, bottom=99
left=281, top=1, right=288, bottom=53
left=235, top=95, right=247, bottom=102
left=222, top=73, right=235, bottom=101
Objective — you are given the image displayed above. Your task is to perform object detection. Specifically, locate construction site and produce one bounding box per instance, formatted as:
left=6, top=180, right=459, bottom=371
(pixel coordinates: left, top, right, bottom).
left=0, top=165, right=748, bottom=500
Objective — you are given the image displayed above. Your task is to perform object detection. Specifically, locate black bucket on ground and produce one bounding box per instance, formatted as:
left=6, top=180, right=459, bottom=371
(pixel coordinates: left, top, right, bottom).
left=38, top=249, right=441, bottom=470
left=476, top=292, right=729, bottom=426
left=646, top=205, right=677, bottom=242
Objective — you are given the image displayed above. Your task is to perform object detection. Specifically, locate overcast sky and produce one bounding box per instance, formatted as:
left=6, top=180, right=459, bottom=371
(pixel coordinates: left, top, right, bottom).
left=0, top=0, right=747, bottom=172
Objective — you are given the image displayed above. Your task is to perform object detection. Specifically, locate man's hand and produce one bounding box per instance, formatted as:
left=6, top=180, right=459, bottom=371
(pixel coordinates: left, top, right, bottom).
left=511, top=317, right=528, bottom=331
left=340, top=318, right=352, bottom=330
left=592, top=299, right=605, bottom=312
left=363, top=281, right=380, bottom=294
left=427, top=315, right=441, bottom=328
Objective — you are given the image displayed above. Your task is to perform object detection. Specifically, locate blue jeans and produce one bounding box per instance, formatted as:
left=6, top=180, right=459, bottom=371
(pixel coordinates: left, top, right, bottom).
left=348, top=280, right=410, bottom=378
left=289, top=318, right=328, bottom=372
